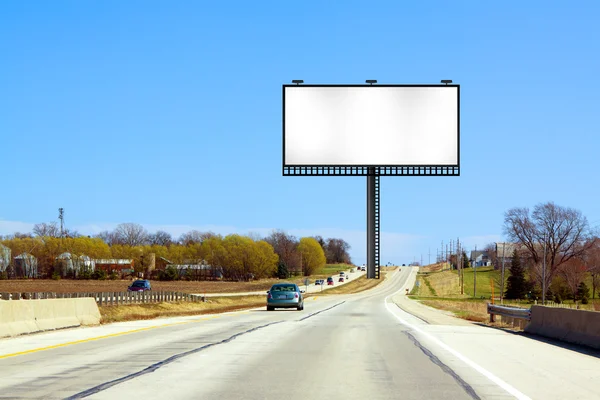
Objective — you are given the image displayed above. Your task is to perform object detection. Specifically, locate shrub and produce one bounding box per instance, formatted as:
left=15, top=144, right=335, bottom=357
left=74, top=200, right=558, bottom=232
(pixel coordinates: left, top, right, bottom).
left=109, top=271, right=119, bottom=280
left=51, top=272, right=61, bottom=280
left=159, top=266, right=179, bottom=281
left=553, top=293, right=562, bottom=304
left=92, top=269, right=107, bottom=280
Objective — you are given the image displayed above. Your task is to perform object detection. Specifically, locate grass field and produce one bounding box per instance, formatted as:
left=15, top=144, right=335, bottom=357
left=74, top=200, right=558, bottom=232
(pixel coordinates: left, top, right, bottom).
left=413, top=267, right=501, bottom=299
left=99, top=295, right=265, bottom=323
left=412, top=265, right=600, bottom=323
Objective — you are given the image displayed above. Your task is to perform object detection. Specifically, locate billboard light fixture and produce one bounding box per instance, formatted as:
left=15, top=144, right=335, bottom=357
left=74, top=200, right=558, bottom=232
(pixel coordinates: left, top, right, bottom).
left=366, top=80, right=378, bottom=85
left=441, top=79, right=453, bottom=85
left=292, top=80, right=304, bottom=85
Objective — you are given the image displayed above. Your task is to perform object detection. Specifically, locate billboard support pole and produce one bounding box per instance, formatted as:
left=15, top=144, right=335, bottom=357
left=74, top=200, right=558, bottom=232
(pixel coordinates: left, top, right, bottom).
left=367, top=167, right=380, bottom=279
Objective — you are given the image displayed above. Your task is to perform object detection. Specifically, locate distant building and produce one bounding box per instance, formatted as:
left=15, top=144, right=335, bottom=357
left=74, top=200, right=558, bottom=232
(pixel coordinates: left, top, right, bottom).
left=469, top=250, right=491, bottom=267
left=94, top=259, right=134, bottom=274
left=0, top=244, right=10, bottom=273
left=155, top=256, right=173, bottom=271
left=14, top=253, right=38, bottom=278
left=56, top=252, right=95, bottom=277
left=171, top=260, right=223, bottom=280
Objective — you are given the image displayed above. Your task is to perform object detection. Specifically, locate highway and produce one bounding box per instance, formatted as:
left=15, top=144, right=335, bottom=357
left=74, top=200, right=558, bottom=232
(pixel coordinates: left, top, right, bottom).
left=0, top=267, right=599, bottom=399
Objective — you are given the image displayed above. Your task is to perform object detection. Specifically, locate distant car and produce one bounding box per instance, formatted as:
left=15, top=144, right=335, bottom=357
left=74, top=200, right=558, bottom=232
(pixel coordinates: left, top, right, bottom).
left=327, top=277, right=334, bottom=285
left=339, top=271, right=345, bottom=276
left=266, top=283, right=304, bottom=311
left=360, top=266, right=366, bottom=271
left=128, top=279, right=151, bottom=292
left=338, top=277, right=345, bottom=282
left=315, top=279, right=324, bottom=285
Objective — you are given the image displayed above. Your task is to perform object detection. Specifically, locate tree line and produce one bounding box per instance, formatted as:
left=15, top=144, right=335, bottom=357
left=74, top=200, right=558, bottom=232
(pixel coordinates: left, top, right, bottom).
left=487, top=201, right=600, bottom=303
left=0, top=224, right=352, bottom=281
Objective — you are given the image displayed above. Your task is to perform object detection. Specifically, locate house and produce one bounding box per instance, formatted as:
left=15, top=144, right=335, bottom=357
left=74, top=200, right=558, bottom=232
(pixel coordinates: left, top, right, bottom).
left=469, top=250, right=491, bottom=267
left=14, top=253, right=38, bottom=278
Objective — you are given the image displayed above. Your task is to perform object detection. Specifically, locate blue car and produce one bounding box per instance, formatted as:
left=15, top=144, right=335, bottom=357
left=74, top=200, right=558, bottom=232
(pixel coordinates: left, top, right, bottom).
left=266, top=283, right=304, bottom=311
left=128, top=279, right=152, bottom=292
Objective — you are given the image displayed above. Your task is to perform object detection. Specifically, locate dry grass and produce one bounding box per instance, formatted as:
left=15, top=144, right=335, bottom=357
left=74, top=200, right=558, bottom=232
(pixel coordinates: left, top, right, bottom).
left=420, top=299, right=489, bottom=323
left=319, top=271, right=388, bottom=295
left=420, top=263, right=452, bottom=273
left=99, top=295, right=265, bottom=323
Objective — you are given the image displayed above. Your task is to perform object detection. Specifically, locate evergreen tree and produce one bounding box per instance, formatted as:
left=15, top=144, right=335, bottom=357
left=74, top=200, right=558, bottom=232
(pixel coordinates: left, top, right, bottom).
left=576, top=281, right=590, bottom=304
left=277, top=260, right=289, bottom=279
left=505, top=250, right=528, bottom=299
left=462, top=252, right=470, bottom=269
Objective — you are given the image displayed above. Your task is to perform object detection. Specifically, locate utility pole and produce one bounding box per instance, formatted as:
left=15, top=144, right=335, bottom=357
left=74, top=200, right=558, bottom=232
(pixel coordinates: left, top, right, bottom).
left=58, top=208, right=65, bottom=238
left=458, top=238, right=464, bottom=295
left=446, top=243, right=449, bottom=268
left=473, top=244, right=477, bottom=298
left=542, top=233, right=547, bottom=305
left=500, top=242, right=506, bottom=304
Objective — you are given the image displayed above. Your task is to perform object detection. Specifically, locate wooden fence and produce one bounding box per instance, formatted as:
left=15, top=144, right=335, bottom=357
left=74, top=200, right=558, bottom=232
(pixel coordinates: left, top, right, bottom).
left=0, top=291, right=205, bottom=306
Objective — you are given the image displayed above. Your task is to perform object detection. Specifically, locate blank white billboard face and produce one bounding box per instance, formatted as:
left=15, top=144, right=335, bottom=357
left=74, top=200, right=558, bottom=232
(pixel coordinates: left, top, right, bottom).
left=284, top=86, right=459, bottom=166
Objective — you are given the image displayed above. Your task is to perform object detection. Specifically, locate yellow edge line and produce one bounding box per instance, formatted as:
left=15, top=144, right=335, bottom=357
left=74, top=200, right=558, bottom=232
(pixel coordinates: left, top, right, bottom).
left=0, top=314, right=228, bottom=360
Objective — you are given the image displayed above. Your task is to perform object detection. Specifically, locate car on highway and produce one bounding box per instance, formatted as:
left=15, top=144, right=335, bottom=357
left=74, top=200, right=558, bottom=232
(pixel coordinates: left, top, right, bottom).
left=327, top=277, right=334, bottom=285
left=128, top=279, right=151, bottom=292
left=338, top=276, right=345, bottom=282
left=266, top=283, right=304, bottom=311
left=315, top=279, right=324, bottom=285
left=360, top=266, right=366, bottom=271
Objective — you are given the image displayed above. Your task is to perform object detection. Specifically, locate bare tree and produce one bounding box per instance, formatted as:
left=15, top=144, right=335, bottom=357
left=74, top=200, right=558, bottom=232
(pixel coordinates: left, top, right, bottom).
left=33, top=222, right=60, bottom=237
left=64, top=228, right=80, bottom=238
left=114, top=223, right=149, bottom=246
left=584, top=238, right=600, bottom=299
left=12, top=232, right=34, bottom=239
left=325, top=238, right=352, bottom=264
left=179, top=230, right=215, bottom=245
left=264, top=230, right=300, bottom=272
left=148, top=230, right=174, bottom=247
left=559, top=258, right=588, bottom=301
left=504, top=202, right=593, bottom=298
left=484, top=243, right=499, bottom=269
left=95, top=230, right=119, bottom=245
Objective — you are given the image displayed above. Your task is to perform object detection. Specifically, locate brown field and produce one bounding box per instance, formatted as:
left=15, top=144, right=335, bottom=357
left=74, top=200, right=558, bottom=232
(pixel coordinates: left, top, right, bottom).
left=99, top=296, right=265, bottom=323
left=0, top=278, right=294, bottom=294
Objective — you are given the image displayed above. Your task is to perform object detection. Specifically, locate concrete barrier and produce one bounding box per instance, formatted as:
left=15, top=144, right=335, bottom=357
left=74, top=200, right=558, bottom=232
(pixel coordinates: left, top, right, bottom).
left=525, top=305, right=600, bottom=350
left=0, top=298, right=101, bottom=338
left=0, top=301, right=38, bottom=337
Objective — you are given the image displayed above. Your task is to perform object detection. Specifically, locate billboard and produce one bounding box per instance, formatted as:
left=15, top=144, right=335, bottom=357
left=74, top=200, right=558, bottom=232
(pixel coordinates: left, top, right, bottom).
left=283, top=85, right=459, bottom=170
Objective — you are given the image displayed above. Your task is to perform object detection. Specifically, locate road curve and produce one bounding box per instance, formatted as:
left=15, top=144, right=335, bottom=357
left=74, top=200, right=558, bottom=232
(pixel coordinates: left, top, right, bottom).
left=1, top=268, right=598, bottom=399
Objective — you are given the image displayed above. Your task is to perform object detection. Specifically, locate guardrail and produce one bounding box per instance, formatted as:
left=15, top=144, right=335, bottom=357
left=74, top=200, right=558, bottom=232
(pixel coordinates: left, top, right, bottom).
left=487, top=303, right=531, bottom=329
left=0, top=291, right=206, bottom=306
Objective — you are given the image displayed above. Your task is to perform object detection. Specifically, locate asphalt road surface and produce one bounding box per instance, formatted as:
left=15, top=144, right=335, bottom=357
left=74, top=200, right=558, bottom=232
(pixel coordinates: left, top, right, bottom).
left=1, top=268, right=599, bottom=399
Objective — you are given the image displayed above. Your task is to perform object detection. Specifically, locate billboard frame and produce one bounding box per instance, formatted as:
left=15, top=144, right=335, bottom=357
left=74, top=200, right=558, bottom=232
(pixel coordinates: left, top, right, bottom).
left=282, top=81, right=461, bottom=279
left=282, top=83, right=460, bottom=176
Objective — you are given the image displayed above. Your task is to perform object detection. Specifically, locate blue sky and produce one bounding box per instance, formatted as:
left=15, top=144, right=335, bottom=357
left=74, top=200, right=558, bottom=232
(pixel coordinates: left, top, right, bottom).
left=1, top=1, right=599, bottom=265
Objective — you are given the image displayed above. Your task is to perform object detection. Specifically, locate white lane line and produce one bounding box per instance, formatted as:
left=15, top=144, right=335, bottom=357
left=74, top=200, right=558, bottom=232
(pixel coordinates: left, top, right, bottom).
left=384, top=289, right=531, bottom=400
